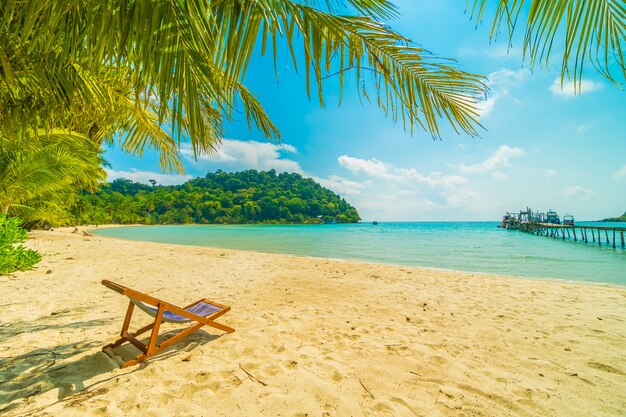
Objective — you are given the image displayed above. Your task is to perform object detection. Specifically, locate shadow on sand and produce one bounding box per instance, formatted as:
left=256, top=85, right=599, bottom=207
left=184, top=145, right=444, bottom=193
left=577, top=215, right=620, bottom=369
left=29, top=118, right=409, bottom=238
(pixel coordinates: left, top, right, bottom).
left=0, top=326, right=221, bottom=415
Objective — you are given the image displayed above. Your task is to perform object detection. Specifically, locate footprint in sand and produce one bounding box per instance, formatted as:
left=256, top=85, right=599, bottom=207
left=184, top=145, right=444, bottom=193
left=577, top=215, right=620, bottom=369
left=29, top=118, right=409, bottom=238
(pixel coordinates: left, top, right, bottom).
left=587, top=361, right=625, bottom=375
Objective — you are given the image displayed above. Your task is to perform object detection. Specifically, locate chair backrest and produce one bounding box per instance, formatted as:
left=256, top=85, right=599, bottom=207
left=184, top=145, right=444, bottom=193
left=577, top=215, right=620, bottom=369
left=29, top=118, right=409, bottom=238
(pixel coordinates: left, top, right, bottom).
left=101, top=280, right=219, bottom=323
left=102, top=280, right=165, bottom=308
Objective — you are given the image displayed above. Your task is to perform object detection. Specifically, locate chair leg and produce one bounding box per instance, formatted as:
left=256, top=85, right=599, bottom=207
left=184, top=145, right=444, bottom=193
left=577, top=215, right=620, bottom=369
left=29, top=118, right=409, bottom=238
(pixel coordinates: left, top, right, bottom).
left=120, top=301, right=135, bottom=336
left=146, top=303, right=165, bottom=356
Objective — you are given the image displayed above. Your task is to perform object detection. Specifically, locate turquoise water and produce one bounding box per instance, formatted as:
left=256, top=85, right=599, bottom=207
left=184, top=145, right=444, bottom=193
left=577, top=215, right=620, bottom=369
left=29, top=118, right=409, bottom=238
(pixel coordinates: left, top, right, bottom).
left=94, top=222, right=626, bottom=285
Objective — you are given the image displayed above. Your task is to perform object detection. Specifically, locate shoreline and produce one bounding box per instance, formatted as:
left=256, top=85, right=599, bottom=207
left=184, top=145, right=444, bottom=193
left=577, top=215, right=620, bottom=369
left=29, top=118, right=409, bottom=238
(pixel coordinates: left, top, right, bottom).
left=86, top=224, right=626, bottom=289
left=2, top=228, right=625, bottom=416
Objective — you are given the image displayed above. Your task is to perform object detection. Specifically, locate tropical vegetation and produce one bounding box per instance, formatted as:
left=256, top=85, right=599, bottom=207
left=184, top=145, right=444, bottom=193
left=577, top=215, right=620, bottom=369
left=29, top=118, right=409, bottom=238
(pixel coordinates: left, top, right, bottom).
left=0, top=215, right=42, bottom=275
left=70, top=170, right=361, bottom=225
left=0, top=0, right=491, bottom=177
left=601, top=211, right=626, bottom=222
left=1, top=1, right=624, bottom=269
left=0, top=132, right=107, bottom=229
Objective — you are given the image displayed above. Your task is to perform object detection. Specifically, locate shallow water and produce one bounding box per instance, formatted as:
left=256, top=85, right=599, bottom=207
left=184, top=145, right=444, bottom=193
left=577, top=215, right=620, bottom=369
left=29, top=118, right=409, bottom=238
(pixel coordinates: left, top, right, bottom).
left=94, top=222, right=626, bottom=285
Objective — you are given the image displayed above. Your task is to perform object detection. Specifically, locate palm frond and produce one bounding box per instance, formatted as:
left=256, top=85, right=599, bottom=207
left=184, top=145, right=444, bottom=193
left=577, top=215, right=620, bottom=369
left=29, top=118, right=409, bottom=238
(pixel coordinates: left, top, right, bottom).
left=212, top=1, right=486, bottom=137
left=470, top=0, right=626, bottom=89
left=0, top=131, right=106, bottom=219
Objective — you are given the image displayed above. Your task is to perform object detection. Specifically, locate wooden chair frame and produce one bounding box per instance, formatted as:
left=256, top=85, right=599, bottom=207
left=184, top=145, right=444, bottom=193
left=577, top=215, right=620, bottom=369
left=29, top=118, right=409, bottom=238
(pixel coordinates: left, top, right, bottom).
left=102, top=280, right=234, bottom=368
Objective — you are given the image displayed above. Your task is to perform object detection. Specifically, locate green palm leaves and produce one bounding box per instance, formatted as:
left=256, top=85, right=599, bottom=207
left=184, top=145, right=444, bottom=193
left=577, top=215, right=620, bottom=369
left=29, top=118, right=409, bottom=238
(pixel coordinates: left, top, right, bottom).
left=1, top=0, right=622, bottom=180
left=1, top=0, right=488, bottom=177
left=470, top=0, right=626, bottom=89
left=0, top=132, right=106, bottom=227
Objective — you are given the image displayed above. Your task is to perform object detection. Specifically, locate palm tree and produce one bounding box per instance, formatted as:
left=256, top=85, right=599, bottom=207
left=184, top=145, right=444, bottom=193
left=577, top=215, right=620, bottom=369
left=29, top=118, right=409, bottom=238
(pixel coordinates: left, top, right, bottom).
left=1, top=0, right=489, bottom=174
left=2, top=1, right=623, bottom=178
left=0, top=132, right=107, bottom=227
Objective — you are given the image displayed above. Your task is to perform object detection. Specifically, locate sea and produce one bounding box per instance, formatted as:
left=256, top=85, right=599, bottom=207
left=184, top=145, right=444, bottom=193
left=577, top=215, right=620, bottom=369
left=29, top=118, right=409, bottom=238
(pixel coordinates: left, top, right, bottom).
left=93, top=222, right=626, bottom=286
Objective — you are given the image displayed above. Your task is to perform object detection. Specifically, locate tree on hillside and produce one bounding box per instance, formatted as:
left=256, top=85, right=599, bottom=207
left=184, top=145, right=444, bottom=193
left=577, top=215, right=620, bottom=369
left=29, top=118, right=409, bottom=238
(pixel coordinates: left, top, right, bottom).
left=71, top=170, right=361, bottom=225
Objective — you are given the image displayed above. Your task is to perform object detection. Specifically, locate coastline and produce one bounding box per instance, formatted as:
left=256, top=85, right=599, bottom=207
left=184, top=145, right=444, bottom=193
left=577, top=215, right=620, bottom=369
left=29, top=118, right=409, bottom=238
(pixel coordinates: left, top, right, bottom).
left=90, top=223, right=626, bottom=289
left=1, top=228, right=625, bottom=416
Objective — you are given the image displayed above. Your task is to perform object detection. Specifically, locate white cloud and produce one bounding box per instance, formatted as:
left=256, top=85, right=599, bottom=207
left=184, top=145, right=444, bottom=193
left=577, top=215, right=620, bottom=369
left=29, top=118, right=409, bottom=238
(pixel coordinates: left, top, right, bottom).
left=181, top=139, right=303, bottom=174
left=476, top=68, right=530, bottom=118
left=338, top=155, right=469, bottom=189
left=457, top=145, right=527, bottom=174
left=279, top=144, right=298, bottom=153
left=476, top=95, right=498, bottom=117
left=487, top=68, right=529, bottom=87
left=545, top=169, right=557, bottom=179
left=614, top=165, right=626, bottom=181
left=550, top=78, right=602, bottom=98
left=562, top=186, right=593, bottom=197
left=106, top=169, right=193, bottom=185
left=337, top=155, right=395, bottom=179
left=491, top=171, right=509, bottom=181
left=313, top=175, right=371, bottom=196
left=333, top=155, right=481, bottom=218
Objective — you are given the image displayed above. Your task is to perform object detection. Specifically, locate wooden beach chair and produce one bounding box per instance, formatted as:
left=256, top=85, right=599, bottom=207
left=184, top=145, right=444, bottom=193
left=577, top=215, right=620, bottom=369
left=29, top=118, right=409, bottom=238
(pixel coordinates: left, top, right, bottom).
left=101, top=279, right=234, bottom=368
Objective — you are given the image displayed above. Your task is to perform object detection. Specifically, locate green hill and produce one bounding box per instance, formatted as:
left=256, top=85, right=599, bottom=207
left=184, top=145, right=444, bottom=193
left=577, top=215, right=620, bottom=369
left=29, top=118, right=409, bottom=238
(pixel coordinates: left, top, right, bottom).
left=601, top=211, right=626, bottom=222
left=71, top=170, right=360, bottom=225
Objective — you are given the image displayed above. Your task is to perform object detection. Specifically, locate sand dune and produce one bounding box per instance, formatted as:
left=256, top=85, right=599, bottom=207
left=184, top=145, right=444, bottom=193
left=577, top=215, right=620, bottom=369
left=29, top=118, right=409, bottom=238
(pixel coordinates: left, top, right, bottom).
left=1, top=227, right=625, bottom=416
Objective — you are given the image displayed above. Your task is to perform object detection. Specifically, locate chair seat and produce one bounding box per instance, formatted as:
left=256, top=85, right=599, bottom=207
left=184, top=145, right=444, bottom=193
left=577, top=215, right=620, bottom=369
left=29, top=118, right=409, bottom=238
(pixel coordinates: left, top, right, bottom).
left=139, top=300, right=224, bottom=323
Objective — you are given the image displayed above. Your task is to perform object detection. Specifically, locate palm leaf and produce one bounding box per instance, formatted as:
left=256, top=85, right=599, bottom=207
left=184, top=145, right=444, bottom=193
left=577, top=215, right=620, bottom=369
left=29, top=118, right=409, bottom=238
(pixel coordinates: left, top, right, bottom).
left=470, top=0, right=626, bottom=89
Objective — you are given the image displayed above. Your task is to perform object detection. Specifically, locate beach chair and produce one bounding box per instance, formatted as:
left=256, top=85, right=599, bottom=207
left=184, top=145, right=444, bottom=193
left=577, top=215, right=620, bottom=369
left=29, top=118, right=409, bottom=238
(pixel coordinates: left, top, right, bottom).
left=101, top=279, right=234, bottom=368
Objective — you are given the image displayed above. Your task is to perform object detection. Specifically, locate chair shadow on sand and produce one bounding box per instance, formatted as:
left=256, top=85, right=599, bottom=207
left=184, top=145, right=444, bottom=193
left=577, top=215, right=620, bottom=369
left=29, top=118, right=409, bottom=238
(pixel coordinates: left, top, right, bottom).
left=0, top=318, right=221, bottom=415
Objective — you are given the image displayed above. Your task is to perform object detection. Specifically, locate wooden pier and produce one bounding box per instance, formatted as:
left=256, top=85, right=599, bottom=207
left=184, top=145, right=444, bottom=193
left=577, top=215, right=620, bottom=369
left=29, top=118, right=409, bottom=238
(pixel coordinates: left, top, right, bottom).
left=500, top=208, right=626, bottom=249
left=522, top=223, right=626, bottom=249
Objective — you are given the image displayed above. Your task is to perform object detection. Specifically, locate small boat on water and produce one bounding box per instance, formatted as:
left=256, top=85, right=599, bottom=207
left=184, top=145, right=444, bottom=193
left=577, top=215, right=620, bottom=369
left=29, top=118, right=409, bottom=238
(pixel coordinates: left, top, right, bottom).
left=372, top=221, right=378, bottom=225
left=563, top=214, right=575, bottom=226
left=498, top=213, right=511, bottom=228
left=545, top=210, right=561, bottom=225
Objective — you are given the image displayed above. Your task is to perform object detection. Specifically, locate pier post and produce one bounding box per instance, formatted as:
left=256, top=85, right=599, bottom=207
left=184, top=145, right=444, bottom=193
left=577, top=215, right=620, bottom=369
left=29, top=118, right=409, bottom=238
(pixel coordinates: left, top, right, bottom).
left=598, top=229, right=601, bottom=246
left=562, top=228, right=566, bottom=240
left=572, top=227, right=577, bottom=241
left=622, top=231, right=625, bottom=248
left=613, top=229, right=616, bottom=249
left=605, top=230, right=610, bottom=244
left=583, top=228, right=588, bottom=243
left=592, top=229, right=595, bottom=242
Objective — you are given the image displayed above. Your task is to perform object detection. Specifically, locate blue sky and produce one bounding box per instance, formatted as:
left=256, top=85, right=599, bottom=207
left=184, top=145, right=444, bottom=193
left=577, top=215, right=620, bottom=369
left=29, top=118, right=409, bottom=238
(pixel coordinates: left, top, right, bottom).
left=105, top=1, right=626, bottom=221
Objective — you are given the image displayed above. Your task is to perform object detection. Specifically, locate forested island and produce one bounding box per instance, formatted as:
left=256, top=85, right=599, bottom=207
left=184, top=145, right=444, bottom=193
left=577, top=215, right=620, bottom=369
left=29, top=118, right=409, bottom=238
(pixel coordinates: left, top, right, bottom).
left=70, top=170, right=360, bottom=225
left=601, top=211, right=626, bottom=222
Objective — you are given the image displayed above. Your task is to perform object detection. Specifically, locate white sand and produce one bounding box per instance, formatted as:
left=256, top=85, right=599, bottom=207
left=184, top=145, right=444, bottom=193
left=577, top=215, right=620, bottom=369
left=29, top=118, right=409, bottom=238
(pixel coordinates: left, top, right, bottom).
left=1, top=227, right=625, bottom=416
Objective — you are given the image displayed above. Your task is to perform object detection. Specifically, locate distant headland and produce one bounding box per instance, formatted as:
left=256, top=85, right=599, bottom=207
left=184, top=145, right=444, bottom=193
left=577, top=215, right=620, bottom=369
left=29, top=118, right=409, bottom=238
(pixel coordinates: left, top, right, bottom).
left=600, top=211, right=626, bottom=222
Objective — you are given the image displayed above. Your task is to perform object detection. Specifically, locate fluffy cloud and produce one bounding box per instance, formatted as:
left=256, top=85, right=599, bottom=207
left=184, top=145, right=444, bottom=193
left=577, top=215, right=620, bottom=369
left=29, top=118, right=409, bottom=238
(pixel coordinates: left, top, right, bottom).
left=334, top=155, right=481, bottom=218
left=181, top=139, right=302, bottom=174
left=550, top=78, right=602, bottom=98
left=313, top=175, right=371, bottom=196
left=338, top=155, right=468, bottom=188
left=477, top=68, right=530, bottom=118
left=337, top=155, right=395, bottom=179
left=614, top=165, right=626, bottom=181
left=457, top=145, right=527, bottom=174
left=106, top=169, right=193, bottom=185
left=562, top=186, right=593, bottom=197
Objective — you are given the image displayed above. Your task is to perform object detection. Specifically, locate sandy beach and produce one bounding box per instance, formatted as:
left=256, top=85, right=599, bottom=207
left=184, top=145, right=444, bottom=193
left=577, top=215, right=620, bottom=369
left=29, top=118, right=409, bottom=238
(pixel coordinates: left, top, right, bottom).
left=1, top=227, right=625, bottom=417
